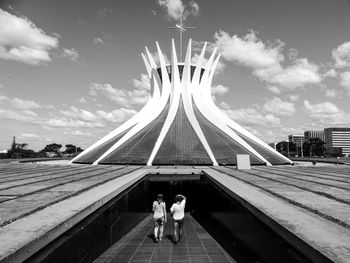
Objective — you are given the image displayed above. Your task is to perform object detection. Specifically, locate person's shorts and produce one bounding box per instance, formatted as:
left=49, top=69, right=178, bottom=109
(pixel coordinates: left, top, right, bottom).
left=154, top=217, right=164, bottom=226
left=174, top=218, right=184, bottom=227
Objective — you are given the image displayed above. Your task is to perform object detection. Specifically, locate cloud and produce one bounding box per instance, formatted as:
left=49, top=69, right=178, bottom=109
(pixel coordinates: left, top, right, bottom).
left=288, top=94, right=299, bottom=102
left=324, top=69, right=337, bottom=78
left=60, top=106, right=97, bottom=122
left=61, top=48, right=79, bottom=61
left=93, top=37, right=105, bottom=45
left=151, top=51, right=170, bottom=65
left=0, top=109, right=38, bottom=122
left=211, top=84, right=229, bottom=96
left=191, top=53, right=225, bottom=74
left=325, top=89, right=341, bottom=98
left=131, top=73, right=151, bottom=91
left=332, top=41, right=350, bottom=68
left=255, top=58, right=321, bottom=88
left=157, top=0, right=199, bottom=21
left=45, top=118, right=103, bottom=128
left=89, top=83, right=130, bottom=107
left=97, top=8, right=114, bottom=18
left=219, top=101, right=230, bottom=109
left=0, top=94, right=41, bottom=109
left=0, top=8, right=58, bottom=65
left=214, top=30, right=322, bottom=89
left=266, top=85, right=281, bottom=94
left=214, top=30, right=284, bottom=69
left=96, top=108, right=137, bottom=123
left=263, top=97, right=295, bottom=116
left=63, top=129, right=91, bottom=136
left=304, top=100, right=339, bottom=114
left=339, top=71, right=350, bottom=94
left=79, top=97, right=87, bottom=103
left=20, top=133, right=39, bottom=138
left=224, top=107, right=281, bottom=127
left=89, top=77, right=150, bottom=108
left=303, top=100, right=350, bottom=126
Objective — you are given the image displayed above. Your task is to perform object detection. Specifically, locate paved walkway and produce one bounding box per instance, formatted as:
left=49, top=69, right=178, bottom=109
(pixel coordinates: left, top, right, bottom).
left=95, top=214, right=235, bottom=263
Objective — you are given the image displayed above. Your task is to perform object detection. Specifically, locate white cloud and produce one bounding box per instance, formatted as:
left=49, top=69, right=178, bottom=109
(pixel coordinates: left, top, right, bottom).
left=324, top=69, right=337, bottom=78
left=332, top=41, right=350, bottom=68
left=131, top=73, right=151, bottom=91
left=0, top=8, right=58, bottom=65
left=255, top=58, right=321, bottom=89
left=89, top=78, right=150, bottom=108
left=157, top=0, right=184, bottom=20
left=191, top=53, right=225, bottom=74
left=97, top=8, right=114, bottom=18
left=0, top=109, right=37, bottom=122
left=89, top=83, right=130, bottom=107
left=20, top=133, right=39, bottom=138
left=93, top=37, right=105, bottom=45
left=214, top=30, right=322, bottom=89
left=266, top=85, right=281, bottom=94
left=211, top=84, right=229, bottom=96
left=96, top=108, right=137, bottom=123
left=61, top=48, right=79, bottom=61
left=214, top=30, right=284, bottom=69
left=303, top=100, right=339, bottom=114
left=79, top=97, right=87, bottom=103
left=157, top=0, right=199, bottom=21
left=325, top=89, right=341, bottom=98
left=60, top=106, right=97, bottom=122
left=339, top=71, right=350, bottom=94
left=0, top=94, right=41, bottom=109
left=22, top=110, right=38, bottom=117
left=223, top=107, right=281, bottom=127
left=288, top=94, right=299, bottom=102
left=303, top=100, right=350, bottom=126
left=218, top=101, right=230, bottom=109
left=45, top=118, right=103, bottom=128
left=149, top=51, right=170, bottom=65
left=63, top=129, right=91, bottom=136
left=263, top=97, right=295, bottom=116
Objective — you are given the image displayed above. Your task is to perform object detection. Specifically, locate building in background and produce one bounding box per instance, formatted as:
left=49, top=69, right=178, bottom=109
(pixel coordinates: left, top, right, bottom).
left=324, top=127, right=350, bottom=156
left=304, top=130, right=325, bottom=142
left=288, top=135, right=305, bottom=157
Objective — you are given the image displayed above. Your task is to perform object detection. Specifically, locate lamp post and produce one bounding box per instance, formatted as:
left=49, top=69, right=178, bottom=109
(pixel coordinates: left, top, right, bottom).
left=300, top=141, right=303, bottom=157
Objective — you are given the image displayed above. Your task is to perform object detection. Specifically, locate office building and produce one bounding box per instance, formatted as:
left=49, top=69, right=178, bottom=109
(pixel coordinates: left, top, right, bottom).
left=324, top=127, right=350, bottom=155
left=304, top=130, right=325, bottom=142
left=288, top=135, right=304, bottom=157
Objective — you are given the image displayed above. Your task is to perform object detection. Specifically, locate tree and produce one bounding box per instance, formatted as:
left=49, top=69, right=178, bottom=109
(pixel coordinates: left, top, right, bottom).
left=276, top=141, right=296, bottom=157
left=7, top=142, right=35, bottom=158
left=41, top=143, right=62, bottom=153
left=64, top=144, right=83, bottom=154
left=303, top=138, right=325, bottom=157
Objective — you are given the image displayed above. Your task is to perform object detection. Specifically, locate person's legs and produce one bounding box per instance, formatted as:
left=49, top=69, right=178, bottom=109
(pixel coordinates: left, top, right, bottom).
left=154, top=218, right=160, bottom=241
left=159, top=219, right=164, bottom=241
left=173, top=221, right=179, bottom=242
left=178, top=218, right=184, bottom=240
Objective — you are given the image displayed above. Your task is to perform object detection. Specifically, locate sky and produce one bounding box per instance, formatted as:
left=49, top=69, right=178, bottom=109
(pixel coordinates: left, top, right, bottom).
left=0, top=0, right=350, bottom=151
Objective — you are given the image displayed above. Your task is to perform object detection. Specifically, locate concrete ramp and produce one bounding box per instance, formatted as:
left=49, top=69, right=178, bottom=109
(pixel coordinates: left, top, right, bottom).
left=95, top=213, right=235, bottom=263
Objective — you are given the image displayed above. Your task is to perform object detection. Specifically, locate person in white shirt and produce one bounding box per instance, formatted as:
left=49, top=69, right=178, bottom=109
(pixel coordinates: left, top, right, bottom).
left=152, top=194, right=167, bottom=242
left=170, top=194, right=186, bottom=243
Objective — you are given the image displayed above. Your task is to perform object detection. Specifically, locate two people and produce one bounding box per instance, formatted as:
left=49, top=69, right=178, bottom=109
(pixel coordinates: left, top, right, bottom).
left=152, top=193, right=186, bottom=243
